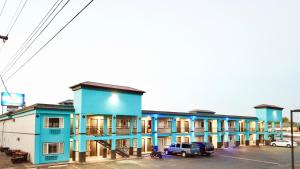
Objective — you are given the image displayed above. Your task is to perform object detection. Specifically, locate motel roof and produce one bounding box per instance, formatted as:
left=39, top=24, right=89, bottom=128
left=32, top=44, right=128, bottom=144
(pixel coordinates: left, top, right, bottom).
left=254, top=104, right=284, bottom=110
left=70, top=81, right=145, bottom=95
left=142, top=110, right=257, bottom=120
left=0, top=103, right=75, bottom=119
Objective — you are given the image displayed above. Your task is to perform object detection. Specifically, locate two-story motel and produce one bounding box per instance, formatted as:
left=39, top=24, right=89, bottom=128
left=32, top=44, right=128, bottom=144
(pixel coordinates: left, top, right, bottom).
left=0, top=81, right=284, bottom=164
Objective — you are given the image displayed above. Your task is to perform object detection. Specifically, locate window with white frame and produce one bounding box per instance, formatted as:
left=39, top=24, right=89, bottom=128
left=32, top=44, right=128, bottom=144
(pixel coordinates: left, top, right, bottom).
left=44, top=117, right=64, bottom=128
left=43, top=143, right=64, bottom=155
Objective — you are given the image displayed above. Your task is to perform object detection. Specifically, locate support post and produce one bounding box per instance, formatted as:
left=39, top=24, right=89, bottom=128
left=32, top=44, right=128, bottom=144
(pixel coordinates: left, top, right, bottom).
left=235, top=120, right=240, bottom=147
left=111, top=115, right=117, bottom=159
left=190, top=117, right=195, bottom=143
left=152, top=116, right=158, bottom=151
left=204, top=119, right=209, bottom=142
left=137, top=116, right=142, bottom=157
left=171, top=117, right=177, bottom=143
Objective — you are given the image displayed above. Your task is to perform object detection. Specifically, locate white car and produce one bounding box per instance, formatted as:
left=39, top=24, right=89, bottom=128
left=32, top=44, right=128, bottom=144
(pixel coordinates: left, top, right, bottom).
left=270, top=140, right=298, bottom=148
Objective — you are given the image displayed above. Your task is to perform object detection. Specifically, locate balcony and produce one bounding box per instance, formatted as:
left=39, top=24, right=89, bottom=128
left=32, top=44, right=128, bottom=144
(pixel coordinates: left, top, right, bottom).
left=195, top=128, right=205, bottom=133
left=87, top=127, right=104, bottom=135
left=116, top=128, right=130, bottom=135
left=208, top=128, right=218, bottom=133
left=158, top=128, right=171, bottom=133
left=239, top=128, right=246, bottom=132
left=177, top=127, right=190, bottom=133
left=228, top=127, right=236, bottom=132
left=258, top=128, right=264, bottom=132
left=249, top=128, right=256, bottom=132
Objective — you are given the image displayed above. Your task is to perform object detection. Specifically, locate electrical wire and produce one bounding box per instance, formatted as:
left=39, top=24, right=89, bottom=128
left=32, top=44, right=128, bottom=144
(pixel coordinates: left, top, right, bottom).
left=0, top=75, right=9, bottom=94
left=0, top=0, right=64, bottom=76
left=1, top=0, right=70, bottom=77
left=6, top=0, right=28, bottom=35
left=0, top=0, right=7, bottom=17
left=5, top=0, right=94, bottom=82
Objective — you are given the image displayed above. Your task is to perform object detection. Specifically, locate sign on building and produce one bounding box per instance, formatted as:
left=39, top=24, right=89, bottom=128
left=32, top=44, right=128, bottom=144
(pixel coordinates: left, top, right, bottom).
left=1, top=92, right=25, bottom=107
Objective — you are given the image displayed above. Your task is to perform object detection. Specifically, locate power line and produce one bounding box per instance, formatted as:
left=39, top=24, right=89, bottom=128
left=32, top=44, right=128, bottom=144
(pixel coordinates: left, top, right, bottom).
left=0, top=0, right=7, bottom=17
left=6, top=0, right=28, bottom=35
left=5, top=0, right=94, bottom=82
left=1, top=0, right=64, bottom=76
left=0, top=75, right=9, bottom=95
left=1, top=0, right=70, bottom=77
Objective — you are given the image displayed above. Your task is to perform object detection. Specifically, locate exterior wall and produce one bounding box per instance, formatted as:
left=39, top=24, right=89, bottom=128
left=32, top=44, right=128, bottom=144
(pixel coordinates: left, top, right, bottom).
left=73, top=87, right=143, bottom=161
left=78, top=88, right=142, bottom=116
left=35, top=109, right=71, bottom=164
left=0, top=111, right=36, bottom=163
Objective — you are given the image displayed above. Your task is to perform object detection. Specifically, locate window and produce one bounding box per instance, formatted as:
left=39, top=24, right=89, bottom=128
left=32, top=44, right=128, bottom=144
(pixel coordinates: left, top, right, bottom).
left=170, top=144, right=175, bottom=148
left=44, top=117, right=64, bottom=128
left=182, top=144, right=191, bottom=148
left=43, top=143, right=64, bottom=155
left=176, top=144, right=180, bottom=148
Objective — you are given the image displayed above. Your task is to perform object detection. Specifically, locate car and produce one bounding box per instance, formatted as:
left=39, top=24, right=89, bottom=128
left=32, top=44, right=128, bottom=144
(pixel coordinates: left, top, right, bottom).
left=164, top=143, right=200, bottom=157
left=270, top=140, right=298, bottom=148
left=192, top=142, right=214, bottom=156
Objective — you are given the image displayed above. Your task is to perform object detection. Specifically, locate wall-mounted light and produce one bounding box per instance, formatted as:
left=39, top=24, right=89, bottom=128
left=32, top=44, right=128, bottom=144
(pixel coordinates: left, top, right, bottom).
left=109, top=93, right=119, bottom=106
left=36, top=114, right=39, bottom=118
left=82, top=115, right=86, bottom=118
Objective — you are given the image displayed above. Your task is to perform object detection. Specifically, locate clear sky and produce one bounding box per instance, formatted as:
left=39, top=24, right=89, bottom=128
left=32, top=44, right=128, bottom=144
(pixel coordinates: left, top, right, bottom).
left=0, top=0, right=299, bottom=120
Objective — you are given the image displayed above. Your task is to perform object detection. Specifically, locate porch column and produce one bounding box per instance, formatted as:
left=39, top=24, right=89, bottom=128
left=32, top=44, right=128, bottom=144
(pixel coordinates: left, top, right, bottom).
left=72, top=113, right=76, bottom=161
left=103, top=116, right=108, bottom=135
left=264, top=121, right=269, bottom=145
left=235, top=120, right=240, bottom=147
left=171, top=117, right=177, bottom=143
left=204, top=119, right=209, bottom=142
left=224, top=119, right=229, bottom=148
left=255, top=120, right=259, bottom=146
left=137, top=116, right=142, bottom=157
left=190, top=117, right=195, bottom=142
left=152, top=117, right=158, bottom=151
left=245, top=120, right=250, bottom=146
left=217, top=119, right=222, bottom=148
left=111, top=114, right=117, bottom=159
left=280, top=121, right=283, bottom=140
left=102, top=116, right=108, bottom=158
left=78, top=113, right=86, bottom=163
left=129, top=118, right=135, bottom=155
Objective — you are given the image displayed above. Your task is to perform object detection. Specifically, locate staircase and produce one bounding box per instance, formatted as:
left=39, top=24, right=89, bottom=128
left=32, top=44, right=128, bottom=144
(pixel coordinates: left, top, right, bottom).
left=97, top=140, right=130, bottom=158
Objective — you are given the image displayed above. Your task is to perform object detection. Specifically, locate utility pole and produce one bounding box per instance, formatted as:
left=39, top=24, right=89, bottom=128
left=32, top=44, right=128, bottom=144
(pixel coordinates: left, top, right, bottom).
left=0, top=34, right=8, bottom=42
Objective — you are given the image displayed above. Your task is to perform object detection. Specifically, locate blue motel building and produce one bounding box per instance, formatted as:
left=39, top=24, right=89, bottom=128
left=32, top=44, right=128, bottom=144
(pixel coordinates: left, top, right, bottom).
left=0, top=81, right=284, bottom=164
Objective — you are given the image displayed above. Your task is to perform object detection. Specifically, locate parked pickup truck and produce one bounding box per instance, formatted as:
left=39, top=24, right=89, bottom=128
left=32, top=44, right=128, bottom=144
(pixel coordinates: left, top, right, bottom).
left=164, top=143, right=200, bottom=157
left=192, top=142, right=214, bottom=156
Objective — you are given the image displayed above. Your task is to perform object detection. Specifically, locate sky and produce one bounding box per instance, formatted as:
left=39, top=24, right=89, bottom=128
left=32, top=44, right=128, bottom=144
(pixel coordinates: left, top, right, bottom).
left=0, top=0, right=299, bottom=120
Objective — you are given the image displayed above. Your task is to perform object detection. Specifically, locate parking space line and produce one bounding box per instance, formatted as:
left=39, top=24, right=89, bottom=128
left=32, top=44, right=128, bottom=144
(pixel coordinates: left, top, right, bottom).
left=220, top=155, right=280, bottom=165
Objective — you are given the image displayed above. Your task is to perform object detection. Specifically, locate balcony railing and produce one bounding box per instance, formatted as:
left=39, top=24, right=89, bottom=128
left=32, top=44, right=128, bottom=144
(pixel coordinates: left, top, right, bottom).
left=158, top=128, right=171, bottom=133
left=249, top=128, right=256, bottom=132
left=239, top=128, right=246, bottom=132
left=195, top=128, right=205, bottom=133
left=258, top=128, right=264, bottom=132
left=116, top=128, right=130, bottom=135
left=228, top=128, right=236, bottom=132
left=208, top=128, right=218, bottom=133
left=177, top=127, right=190, bottom=133
left=87, top=127, right=104, bottom=135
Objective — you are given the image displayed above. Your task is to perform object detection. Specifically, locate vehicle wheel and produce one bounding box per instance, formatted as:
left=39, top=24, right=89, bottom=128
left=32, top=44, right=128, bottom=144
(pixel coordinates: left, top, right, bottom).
left=165, top=150, right=169, bottom=155
left=272, top=143, right=276, bottom=147
left=182, top=152, right=187, bottom=158
left=287, top=144, right=291, bottom=148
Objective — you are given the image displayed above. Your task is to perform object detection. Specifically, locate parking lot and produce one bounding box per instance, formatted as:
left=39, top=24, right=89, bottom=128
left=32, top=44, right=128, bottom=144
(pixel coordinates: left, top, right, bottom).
left=1, top=146, right=300, bottom=169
